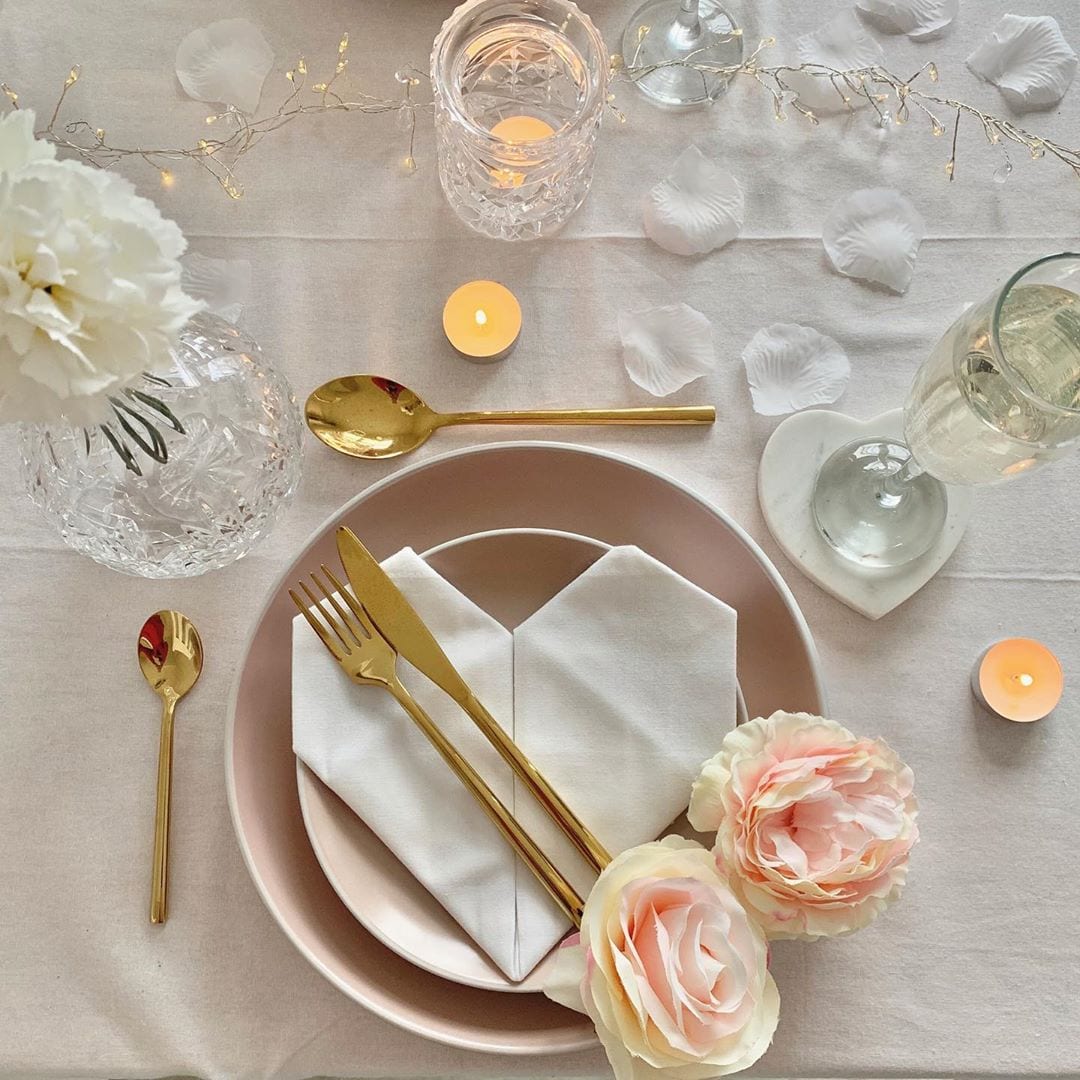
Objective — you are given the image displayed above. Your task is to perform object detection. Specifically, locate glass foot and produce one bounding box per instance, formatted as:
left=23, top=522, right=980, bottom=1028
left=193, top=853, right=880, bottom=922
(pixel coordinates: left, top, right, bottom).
left=811, top=438, right=949, bottom=569
left=621, top=0, right=743, bottom=108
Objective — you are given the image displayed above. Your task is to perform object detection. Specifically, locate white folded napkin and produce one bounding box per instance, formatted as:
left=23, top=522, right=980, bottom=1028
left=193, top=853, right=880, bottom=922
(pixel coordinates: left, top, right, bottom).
left=292, top=545, right=736, bottom=981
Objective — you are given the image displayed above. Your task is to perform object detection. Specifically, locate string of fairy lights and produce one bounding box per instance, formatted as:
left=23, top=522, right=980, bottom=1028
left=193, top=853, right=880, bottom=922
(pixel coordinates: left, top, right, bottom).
left=619, top=31, right=1079, bottom=182
left=3, top=32, right=1077, bottom=198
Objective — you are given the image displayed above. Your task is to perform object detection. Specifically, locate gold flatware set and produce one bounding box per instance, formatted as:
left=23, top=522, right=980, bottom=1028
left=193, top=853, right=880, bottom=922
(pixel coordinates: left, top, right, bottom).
left=292, top=526, right=613, bottom=925
left=139, top=379, right=711, bottom=923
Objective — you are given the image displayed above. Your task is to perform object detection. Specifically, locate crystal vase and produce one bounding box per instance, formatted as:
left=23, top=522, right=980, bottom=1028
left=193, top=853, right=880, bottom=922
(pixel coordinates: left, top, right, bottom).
left=430, top=0, right=608, bottom=241
left=18, top=313, right=304, bottom=578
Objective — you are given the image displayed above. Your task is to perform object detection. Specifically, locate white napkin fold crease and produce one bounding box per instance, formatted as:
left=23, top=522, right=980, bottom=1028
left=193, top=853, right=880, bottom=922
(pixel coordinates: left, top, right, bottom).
left=292, top=544, right=736, bottom=981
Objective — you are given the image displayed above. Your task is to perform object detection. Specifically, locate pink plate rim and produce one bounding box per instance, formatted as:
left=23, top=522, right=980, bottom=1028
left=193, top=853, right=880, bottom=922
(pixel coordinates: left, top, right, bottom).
left=224, top=440, right=827, bottom=1053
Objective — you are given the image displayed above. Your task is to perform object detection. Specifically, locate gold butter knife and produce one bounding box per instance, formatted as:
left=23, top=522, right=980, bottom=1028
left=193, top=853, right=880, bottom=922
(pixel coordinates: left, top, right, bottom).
left=336, top=526, right=612, bottom=874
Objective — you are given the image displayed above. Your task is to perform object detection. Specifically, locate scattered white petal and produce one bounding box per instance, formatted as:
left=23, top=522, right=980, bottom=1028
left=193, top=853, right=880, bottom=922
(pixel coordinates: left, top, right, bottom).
left=856, top=0, right=959, bottom=41
left=742, top=324, right=850, bottom=416
left=822, top=188, right=925, bottom=294
left=798, top=12, right=886, bottom=68
left=180, top=252, right=251, bottom=324
left=176, top=18, right=274, bottom=115
left=966, top=14, right=1078, bottom=111
left=643, top=146, right=744, bottom=257
left=620, top=303, right=716, bottom=397
left=790, top=13, right=885, bottom=114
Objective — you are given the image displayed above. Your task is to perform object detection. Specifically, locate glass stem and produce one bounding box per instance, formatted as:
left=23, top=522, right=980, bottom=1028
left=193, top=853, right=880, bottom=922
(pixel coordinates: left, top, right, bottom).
left=677, top=0, right=701, bottom=31
left=879, top=451, right=925, bottom=500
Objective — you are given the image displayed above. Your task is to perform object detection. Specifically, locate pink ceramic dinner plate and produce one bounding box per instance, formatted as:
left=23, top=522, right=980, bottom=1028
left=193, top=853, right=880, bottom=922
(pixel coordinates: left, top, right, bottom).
left=226, top=442, right=825, bottom=1055
left=297, top=526, right=752, bottom=996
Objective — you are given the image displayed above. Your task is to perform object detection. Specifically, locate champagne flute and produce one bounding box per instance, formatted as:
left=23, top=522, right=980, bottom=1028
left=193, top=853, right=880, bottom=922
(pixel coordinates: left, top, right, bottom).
left=812, top=253, right=1080, bottom=568
left=621, top=0, right=743, bottom=107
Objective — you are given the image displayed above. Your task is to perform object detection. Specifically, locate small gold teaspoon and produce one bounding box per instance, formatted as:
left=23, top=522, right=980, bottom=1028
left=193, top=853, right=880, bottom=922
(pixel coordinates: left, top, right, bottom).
left=138, top=610, right=203, bottom=925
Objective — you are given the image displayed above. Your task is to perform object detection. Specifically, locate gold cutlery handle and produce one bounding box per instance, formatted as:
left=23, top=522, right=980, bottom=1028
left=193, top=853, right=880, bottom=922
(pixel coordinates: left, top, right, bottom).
left=386, top=679, right=585, bottom=928
left=150, top=694, right=176, bottom=924
left=463, top=693, right=611, bottom=874
left=445, top=406, right=715, bottom=426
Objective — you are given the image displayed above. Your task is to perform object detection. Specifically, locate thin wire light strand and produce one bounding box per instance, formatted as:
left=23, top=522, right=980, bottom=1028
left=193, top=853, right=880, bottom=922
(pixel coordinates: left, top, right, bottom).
left=618, top=35, right=1080, bottom=177
left=5, top=34, right=1078, bottom=197
left=7, top=35, right=430, bottom=198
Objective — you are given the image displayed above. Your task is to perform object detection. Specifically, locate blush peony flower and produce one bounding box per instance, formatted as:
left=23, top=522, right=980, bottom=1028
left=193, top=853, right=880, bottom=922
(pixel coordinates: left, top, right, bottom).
left=0, top=109, right=200, bottom=424
left=544, top=836, right=779, bottom=1080
left=689, top=711, right=918, bottom=940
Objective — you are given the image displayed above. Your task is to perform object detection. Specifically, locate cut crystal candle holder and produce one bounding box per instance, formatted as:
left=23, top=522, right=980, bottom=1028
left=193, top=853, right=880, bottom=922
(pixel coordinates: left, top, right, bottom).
left=430, top=0, right=608, bottom=241
left=19, top=313, right=303, bottom=578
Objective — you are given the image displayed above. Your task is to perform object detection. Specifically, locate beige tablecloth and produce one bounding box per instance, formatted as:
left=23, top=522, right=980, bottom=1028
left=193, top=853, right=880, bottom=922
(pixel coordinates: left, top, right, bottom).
left=2, top=0, right=1079, bottom=1077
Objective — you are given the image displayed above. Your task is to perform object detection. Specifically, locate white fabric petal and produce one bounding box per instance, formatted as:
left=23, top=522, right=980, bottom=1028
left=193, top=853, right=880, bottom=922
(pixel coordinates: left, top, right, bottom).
left=966, top=14, right=1078, bottom=111
left=856, top=0, right=959, bottom=41
left=797, top=11, right=886, bottom=68
left=790, top=13, right=886, bottom=114
left=822, top=187, right=925, bottom=294
left=619, top=303, right=716, bottom=397
left=175, top=18, right=275, bottom=115
left=643, top=146, right=744, bottom=257
left=180, top=252, right=251, bottom=324
left=742, top=323, right=851, bottom=416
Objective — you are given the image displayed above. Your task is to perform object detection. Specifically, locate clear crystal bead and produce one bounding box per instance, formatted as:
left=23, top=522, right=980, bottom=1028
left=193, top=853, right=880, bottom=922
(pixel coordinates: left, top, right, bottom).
left=18, top=313, right=303, bottom=578
left=993, top=159, right=1013, bottom=184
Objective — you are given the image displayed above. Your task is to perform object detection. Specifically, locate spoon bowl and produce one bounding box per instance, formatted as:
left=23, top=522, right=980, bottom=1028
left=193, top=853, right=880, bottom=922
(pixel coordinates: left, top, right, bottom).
left=305, top=375, right=716, bottom=460
left=306, top=376, right=441, bottom=459
left=139, top=610, right=204, bottom=700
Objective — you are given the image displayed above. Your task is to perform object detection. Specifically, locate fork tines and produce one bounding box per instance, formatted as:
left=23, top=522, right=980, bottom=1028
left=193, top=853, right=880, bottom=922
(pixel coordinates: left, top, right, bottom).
left=289, top=565, right=374, bottom=659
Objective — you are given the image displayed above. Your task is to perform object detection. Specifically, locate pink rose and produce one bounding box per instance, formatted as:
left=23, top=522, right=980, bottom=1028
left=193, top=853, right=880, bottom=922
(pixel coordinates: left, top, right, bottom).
left=544, top=836, right=779, bottom=1079
left=689, top=711, right=918, bottom=940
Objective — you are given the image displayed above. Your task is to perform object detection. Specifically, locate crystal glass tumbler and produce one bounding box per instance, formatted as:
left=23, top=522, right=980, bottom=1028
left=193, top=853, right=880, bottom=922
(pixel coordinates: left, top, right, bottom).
left=431, top=0, right=608, bottom=241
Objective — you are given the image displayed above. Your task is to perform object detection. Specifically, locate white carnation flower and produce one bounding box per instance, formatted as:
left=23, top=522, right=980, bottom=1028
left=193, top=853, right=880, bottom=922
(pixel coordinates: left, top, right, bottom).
left=0, top=109, right=201, bottom=424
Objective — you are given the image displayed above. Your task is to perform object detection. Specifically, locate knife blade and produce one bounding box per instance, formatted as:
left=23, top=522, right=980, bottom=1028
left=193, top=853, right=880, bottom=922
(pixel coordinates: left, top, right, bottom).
left=336, top=526, right=471, bottom=706
left=334, top=525, right=611, bottom=873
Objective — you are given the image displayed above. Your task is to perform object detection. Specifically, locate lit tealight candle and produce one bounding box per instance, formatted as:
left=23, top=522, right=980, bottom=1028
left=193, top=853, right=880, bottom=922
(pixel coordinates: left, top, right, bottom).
left=488, top=116, right=556, bottom=188
left=442, top=280, right=522, bottom=362
left=489, top=115, right=557, bottom=143
left=972, top=638, right=1064, bottom=723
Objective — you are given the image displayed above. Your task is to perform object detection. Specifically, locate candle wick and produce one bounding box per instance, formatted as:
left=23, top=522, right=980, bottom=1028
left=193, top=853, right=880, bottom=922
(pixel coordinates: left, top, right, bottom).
left=1014, top=672, right=1034, bottom=688
left=474, top=309, right=488, bottom=327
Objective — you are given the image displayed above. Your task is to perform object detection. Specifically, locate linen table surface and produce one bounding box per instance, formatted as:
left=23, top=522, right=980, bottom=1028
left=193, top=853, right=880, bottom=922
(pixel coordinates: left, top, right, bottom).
left=1, top=0, right=1078, bottom=1078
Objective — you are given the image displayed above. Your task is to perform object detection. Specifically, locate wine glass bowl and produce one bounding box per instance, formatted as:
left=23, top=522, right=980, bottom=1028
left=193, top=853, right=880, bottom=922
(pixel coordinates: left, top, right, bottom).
left=813, top=253, right=1080, bottom=568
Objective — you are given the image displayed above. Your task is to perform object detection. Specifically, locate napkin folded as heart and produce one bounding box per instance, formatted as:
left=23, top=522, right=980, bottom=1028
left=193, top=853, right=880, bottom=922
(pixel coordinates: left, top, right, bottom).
left=292, top=545, right=736, bottom=981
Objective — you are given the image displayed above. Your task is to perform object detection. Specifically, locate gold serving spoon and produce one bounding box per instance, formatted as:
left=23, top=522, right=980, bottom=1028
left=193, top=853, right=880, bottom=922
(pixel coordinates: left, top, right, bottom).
left=138, top=610, right=204, bottom=925
left=305, top=375, right=716, bottom=459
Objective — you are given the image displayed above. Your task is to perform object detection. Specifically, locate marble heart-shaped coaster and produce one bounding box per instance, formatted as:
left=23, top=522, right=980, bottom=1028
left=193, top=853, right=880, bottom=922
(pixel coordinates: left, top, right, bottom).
left=758, top=408, right=974, bottom=620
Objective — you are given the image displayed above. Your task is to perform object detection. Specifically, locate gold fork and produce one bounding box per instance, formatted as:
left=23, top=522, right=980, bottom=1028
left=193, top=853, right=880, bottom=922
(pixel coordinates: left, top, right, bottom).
left=290, top=566, right=585, bottom=928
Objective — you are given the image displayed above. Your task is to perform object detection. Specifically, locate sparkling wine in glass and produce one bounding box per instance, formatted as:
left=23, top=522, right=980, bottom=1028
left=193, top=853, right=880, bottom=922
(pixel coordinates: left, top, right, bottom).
left=812, top=253, right=1080, bottom=567
left=621, top=0, right=743, bottom=107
